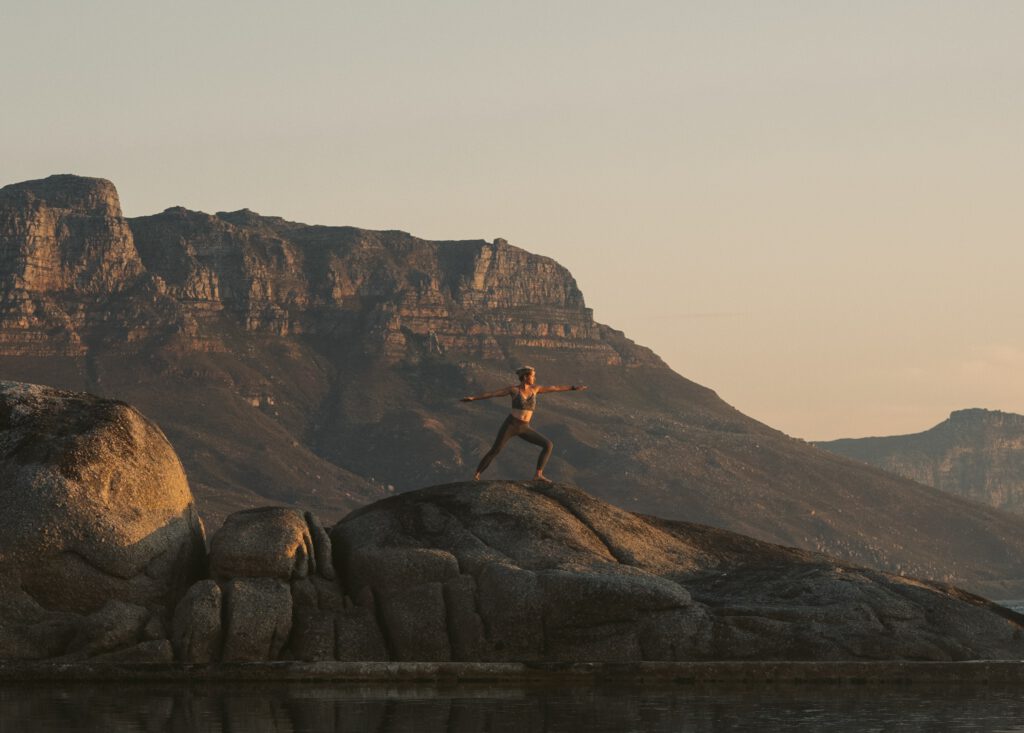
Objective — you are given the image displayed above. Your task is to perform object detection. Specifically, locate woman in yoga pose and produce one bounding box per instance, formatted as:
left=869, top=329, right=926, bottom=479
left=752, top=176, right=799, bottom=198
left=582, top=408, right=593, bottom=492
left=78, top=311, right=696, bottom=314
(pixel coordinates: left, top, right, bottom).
left=461, top=366, right=588, bottom=482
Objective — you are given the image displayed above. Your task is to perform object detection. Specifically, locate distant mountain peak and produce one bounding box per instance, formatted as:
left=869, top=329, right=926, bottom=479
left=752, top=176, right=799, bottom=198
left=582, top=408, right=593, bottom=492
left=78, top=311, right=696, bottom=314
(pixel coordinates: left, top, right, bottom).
left=948, top=408, right=1023, bottom=425
left=0, top=173, right=121, bottom=218
left=819, top=408, right=1024, bottom=516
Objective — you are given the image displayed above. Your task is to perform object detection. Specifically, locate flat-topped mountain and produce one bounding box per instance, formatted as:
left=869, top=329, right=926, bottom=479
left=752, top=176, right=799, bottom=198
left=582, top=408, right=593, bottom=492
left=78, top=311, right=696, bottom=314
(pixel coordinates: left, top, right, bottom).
left=818, top=409, right=1024, bottom=515
left=4, top=174, right=1024, bottom=595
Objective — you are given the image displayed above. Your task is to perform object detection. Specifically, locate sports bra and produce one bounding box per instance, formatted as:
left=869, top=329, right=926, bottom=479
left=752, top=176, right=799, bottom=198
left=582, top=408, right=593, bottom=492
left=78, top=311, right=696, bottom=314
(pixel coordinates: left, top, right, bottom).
left=511, top=387, right=537, bottom=411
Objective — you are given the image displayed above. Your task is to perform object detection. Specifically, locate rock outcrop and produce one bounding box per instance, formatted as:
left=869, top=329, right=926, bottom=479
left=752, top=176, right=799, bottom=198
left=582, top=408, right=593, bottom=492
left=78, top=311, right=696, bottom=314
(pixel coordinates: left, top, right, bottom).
left=0, top=381, right=206, bottom=660
left=164, top=480, right=1024, bottom=663
left=173, top=506, right=349, bottom=663
left=818, top=409, right=1024, bottom=515
left=6, top=175, right=1024, bottom=596
left=323, top=481, right=1024, bottom=662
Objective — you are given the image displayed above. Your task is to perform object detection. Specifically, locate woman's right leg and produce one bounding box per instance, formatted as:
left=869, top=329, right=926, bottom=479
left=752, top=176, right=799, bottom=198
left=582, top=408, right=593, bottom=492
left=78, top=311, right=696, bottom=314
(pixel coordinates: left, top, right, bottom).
left=475, top=416, right=519, bottom=477
left=518, top=426, right=554, bottom=474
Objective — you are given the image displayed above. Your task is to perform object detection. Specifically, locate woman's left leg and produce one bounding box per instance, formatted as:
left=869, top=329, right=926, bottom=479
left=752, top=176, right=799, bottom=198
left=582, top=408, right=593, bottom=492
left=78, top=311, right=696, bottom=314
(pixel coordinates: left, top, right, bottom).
left=475, top=416, right=520, bottom=478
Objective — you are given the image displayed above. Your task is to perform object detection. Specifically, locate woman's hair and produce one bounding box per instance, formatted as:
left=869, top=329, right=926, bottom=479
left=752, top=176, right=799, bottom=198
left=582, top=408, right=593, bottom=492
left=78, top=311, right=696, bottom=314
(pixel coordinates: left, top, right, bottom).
left=515, top=366, right=535, bottom=381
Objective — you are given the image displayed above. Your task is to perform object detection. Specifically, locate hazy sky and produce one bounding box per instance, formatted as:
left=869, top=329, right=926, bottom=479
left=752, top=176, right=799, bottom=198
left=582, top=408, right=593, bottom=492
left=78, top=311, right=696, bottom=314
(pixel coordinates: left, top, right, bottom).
left=3, top=2, right=1022, bottom=440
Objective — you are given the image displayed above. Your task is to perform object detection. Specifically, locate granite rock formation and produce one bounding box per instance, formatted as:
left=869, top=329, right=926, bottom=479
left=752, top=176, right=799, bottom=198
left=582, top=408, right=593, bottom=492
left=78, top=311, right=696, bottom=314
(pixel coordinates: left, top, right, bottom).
left=0, top=381, right=206, bottom=660
left=172, top=480, right=1024, bottom=664
left=325, top=481, right=1024, bottom=662
left=5, top=175, right=1024, bottom=595
left=172, top=506, right=360, bottom=663
left=818, top=409, right=1024, bottom=515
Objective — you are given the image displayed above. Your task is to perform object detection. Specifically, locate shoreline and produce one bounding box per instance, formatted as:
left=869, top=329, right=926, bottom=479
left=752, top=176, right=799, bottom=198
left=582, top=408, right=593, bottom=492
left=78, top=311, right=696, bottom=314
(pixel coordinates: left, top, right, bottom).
left=4, top=661, right=1024, bottom=685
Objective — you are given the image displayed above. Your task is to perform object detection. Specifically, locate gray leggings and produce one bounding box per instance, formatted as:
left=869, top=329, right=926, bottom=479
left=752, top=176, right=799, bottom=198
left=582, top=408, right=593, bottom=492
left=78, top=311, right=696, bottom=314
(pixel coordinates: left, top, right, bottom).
left=476, top=415, right=553, bottom=475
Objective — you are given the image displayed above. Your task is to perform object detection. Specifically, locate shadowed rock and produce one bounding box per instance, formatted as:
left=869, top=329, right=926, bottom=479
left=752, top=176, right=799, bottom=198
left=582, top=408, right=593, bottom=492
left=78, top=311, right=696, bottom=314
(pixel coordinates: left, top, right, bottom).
left=64, top=600, right=150, bottom=659
left=0, top=381, right=207, bottom=659
left=330, top=480, right=1024, bottom=662
left=171, top=580, right=223, bottom=663
left=221, top=578, right=292, bottom=662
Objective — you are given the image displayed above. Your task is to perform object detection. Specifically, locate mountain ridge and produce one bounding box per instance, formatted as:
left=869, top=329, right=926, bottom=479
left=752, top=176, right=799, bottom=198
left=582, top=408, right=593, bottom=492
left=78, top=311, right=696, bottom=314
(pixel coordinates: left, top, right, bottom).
left=817, top=408, right=1024, bottom=515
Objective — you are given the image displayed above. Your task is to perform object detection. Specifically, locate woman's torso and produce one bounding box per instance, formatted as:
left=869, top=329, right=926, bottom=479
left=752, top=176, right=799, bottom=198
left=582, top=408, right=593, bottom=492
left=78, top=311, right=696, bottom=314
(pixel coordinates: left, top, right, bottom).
left=510, top=386, right=537, bottom=422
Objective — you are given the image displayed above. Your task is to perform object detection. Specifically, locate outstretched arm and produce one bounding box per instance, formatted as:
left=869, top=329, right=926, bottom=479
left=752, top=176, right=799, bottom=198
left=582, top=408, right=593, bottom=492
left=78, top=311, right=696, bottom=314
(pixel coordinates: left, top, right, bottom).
left=461, top=385, right=515, bottom=402
left=537, top=384, right=588, bottom=394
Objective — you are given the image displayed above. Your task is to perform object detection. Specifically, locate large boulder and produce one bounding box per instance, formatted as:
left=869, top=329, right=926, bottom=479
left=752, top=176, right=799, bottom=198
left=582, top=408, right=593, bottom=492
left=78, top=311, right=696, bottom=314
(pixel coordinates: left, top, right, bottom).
left=330, top=480, right=1024, bottom=662
left=0, top=382, right=207, bottom=659
left=209, top=507, right=323, bottom=581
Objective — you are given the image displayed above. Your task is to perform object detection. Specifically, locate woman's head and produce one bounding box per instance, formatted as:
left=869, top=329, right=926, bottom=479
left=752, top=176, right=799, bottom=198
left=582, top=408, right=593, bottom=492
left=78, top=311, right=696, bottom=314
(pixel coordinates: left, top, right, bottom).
left=516, top=366, right=536, bottom=384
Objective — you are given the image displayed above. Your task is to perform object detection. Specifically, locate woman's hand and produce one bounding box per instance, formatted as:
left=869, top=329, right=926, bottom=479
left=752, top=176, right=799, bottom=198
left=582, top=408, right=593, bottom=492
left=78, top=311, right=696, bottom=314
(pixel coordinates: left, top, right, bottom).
left=572, top=385, right=589, bottom=391
left=461, top=396, right=475, bottom=402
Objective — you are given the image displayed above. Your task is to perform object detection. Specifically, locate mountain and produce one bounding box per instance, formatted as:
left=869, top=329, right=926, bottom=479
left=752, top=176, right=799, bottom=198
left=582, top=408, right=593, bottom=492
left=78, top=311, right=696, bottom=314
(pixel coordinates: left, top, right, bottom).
left=4, top=174, right=1024, bottom=596
left=817, top=409, right=1024, bottom=515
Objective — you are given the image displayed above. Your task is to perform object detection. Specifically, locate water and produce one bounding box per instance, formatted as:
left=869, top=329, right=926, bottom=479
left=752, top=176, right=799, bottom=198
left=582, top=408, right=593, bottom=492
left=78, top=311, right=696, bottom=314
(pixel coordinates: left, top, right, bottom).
left=5, top=684, right=1024, bottom=732
left=4, top=601, right=1023, bottom=730
left=1000, top=601, right=1024, bottom=615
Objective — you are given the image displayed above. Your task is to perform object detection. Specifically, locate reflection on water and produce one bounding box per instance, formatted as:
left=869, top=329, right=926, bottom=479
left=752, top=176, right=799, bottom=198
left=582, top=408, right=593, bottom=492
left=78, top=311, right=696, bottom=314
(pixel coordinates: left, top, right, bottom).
left=4, top=684, right=1024, bottom=732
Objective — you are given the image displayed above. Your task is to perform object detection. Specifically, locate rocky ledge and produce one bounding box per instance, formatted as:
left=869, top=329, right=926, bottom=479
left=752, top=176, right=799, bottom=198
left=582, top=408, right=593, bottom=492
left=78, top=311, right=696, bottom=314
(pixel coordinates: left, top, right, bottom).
left=1, top=382, right=1022, bottom=664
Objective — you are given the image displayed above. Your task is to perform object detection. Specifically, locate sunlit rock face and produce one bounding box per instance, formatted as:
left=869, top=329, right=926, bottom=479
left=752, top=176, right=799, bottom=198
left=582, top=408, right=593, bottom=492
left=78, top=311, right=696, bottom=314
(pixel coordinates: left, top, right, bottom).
left=818, top=409, right=1024, bottom=515
left=0, top=381, right=206, bottom=659
left=5, top=174, right=1024, bottom=597
left=0, top=175, right=145, bottom=355
left=126, top=208, right=643, bottom=364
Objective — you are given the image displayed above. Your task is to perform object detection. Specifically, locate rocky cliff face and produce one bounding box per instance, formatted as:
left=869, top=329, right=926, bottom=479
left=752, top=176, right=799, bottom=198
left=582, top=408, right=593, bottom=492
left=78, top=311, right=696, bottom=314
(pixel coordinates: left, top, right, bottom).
left=0, top=176, right=145, bottom=356
left=1, top=175, right=636, bottom=365
left=817, top=409, right=1024, bottom=514
left=4, top=174, right=1024, bottom=596
left=126, top=205, right=641, bottom=364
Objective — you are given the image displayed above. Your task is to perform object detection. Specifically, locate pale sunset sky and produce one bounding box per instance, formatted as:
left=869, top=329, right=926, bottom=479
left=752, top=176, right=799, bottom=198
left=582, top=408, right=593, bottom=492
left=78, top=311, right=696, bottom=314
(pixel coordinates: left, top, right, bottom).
left=2, top=2, right=1022, bottom=440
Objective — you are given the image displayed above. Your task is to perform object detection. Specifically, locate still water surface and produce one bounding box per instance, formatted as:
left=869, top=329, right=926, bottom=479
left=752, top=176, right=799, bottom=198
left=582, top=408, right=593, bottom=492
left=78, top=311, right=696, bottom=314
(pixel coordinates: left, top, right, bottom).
left=3, top=684, right=1024, bottom=732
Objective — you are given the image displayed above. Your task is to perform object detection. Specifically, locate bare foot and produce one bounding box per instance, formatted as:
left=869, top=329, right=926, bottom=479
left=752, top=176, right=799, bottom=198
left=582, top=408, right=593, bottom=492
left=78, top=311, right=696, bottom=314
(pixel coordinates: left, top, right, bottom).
left=533, top=473, right=553, bottom=483
left=473, top=472, right=481, bottom=481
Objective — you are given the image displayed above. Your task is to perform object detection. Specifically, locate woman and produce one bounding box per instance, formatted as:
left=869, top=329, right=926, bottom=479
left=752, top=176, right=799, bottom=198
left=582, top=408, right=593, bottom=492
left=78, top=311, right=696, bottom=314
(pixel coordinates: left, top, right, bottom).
left=461, top=366, right=588, bottom=482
